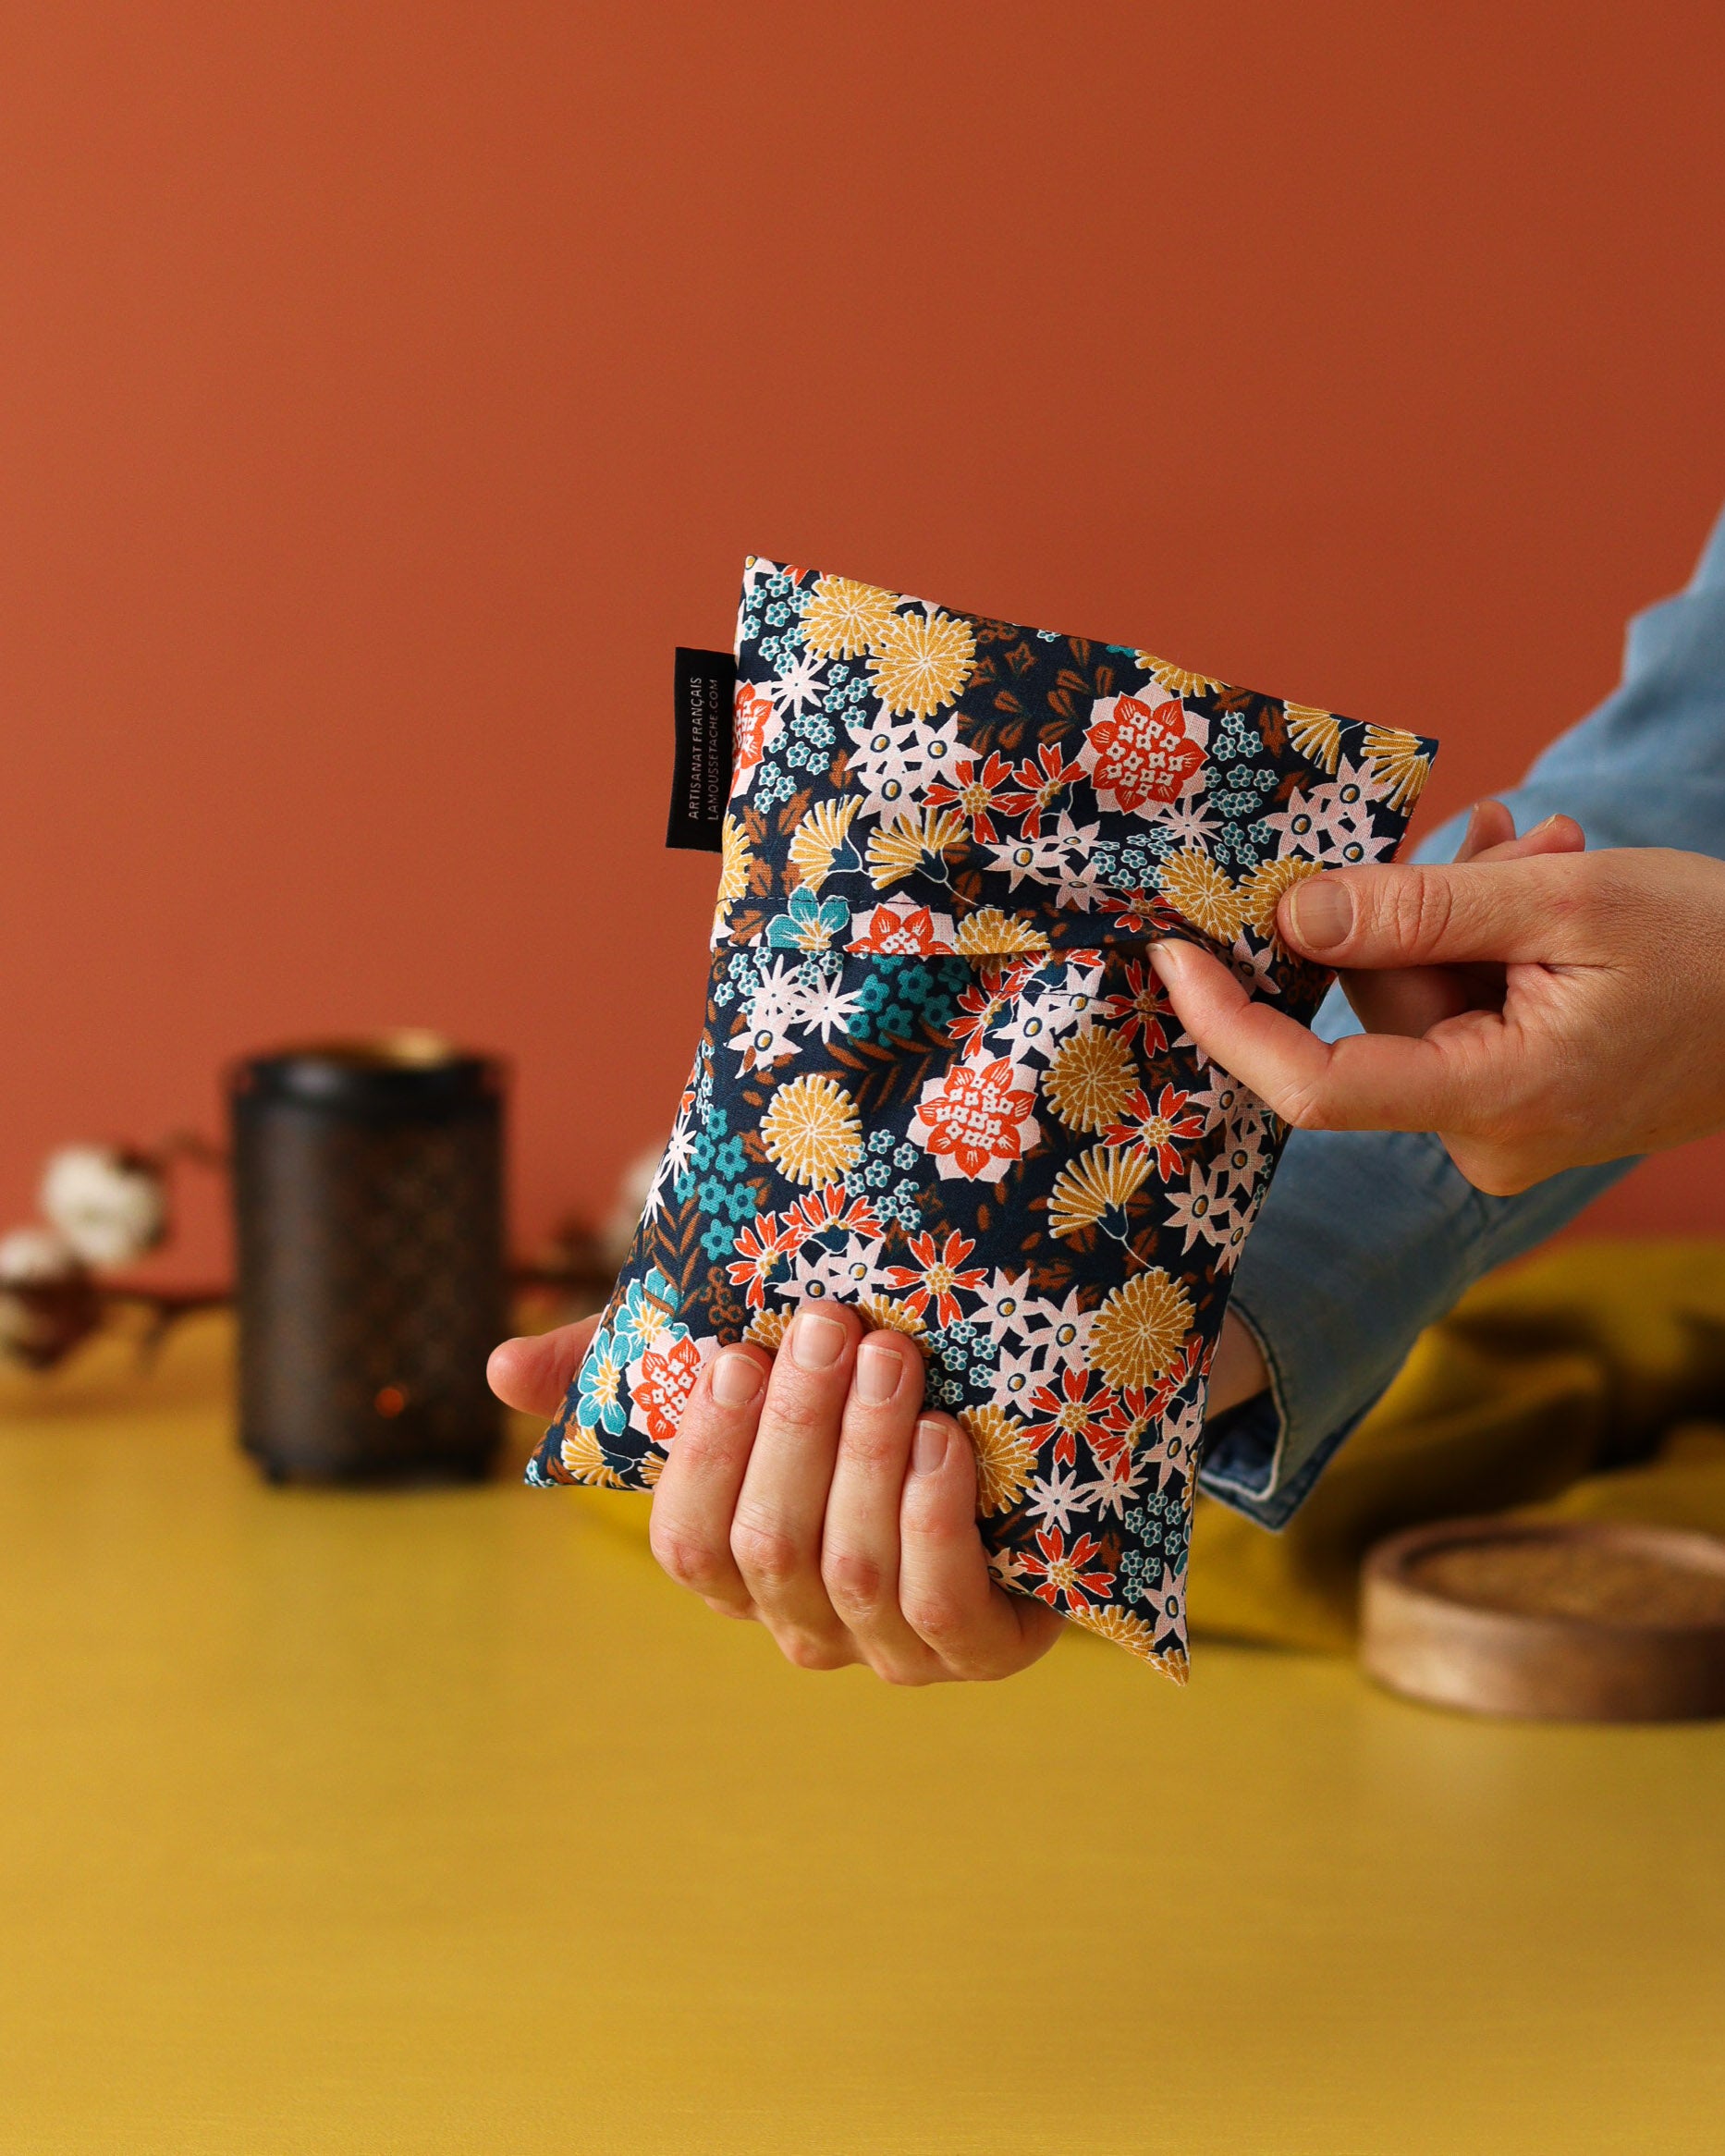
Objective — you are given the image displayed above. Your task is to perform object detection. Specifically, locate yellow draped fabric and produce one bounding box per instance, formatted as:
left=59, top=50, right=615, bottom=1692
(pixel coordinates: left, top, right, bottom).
left=1193, top=1240, right=1725, bottom=1650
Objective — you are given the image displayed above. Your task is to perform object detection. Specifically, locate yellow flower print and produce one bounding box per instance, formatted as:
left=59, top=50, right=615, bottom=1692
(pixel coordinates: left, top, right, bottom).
left=1364, top=723, right=1432, bottom=812
left=868, top=606, right=976, bottom=718
left=744, top=1308, right=792, bottom=1352
left=953, top=906, right=1051, bottom=958
left=1089, top=1268, right=1193, bottom=1390
left=1156, top=846, right=1246, bottom=942
left=1068, top=1603, right=1189, bottom=1679
left=1135, top=652, right=1228, bottom=699
left=760, top=1074, right=862, bottom=1186
left=801, top=574, right=900, bottom=660
left=558, top=1424, right=631, bottom=1488
left=1285, top=703, right=1342, bottom=775
left=865, top=806, right=967, bottom=890
left=715, top=815, right=754, bottom=929
left=1240, top=854, right=1322, bottom=942
left=959, top=1404, right=1037, bottom=1514
left=1043, top=1026, right=1138, bottom=1133
left=788, top=797, right=861, bottom=892
left=1048, top=1144, right=1150, bottom=1238
left=858, top=1293, right=929, bottom=1342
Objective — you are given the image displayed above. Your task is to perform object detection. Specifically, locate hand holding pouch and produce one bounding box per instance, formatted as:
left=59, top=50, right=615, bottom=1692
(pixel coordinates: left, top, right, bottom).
left=530, top=559, right=1438, bottom=1681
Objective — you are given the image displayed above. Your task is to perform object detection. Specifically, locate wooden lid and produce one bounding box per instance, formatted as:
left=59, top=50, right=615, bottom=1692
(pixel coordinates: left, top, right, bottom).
left=1359, top=1517, right=1725, bottom=1721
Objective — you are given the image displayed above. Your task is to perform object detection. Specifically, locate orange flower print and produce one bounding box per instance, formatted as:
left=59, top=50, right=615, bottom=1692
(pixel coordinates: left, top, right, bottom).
left=880, top=1229, right=987, bottom=1329
left=1019, top=1525, right=1115, bottom=1611
left=1083, top=694, right=1204, bottom=813
left=1100, top=957, right=1171, bottom=1055
left=912, top=1057, right=1040, bottom=1183
left=1095, top=889, right=1187, bottom=937
left=924, top=751, right=1019, bottom=843
left=726, top=1212, right=803, bottom=1310
left=1102, top=1084, right=1206, bottom=1180
left=946, top=956, right=1037, bottom=1053
left=731, top=686, right=776, bottom=784
left=1139, top=1336, right=1211, bottom=1423
left=1023, top=1363, right=1127, bottom=1469
left=785, top=1182, right=886, bottom=1243
left=1087, top=1395, right=1143, bottom=1476
left=630, top=1331, right=703, bottom=1447
left=848, top=900, right=948, bottom=956
left=997, top=741, right=1084, bottom=837
left=948, top=970, right=1009, bottom=1052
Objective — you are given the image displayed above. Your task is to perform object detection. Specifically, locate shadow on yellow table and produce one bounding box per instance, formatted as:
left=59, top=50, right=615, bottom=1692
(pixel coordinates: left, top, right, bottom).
left=2, top=1304, right=1722, bottom=2155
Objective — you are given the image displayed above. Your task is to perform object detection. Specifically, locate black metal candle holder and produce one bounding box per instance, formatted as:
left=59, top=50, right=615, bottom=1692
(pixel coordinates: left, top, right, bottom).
left=230, top=1035, right=506, bottom=1482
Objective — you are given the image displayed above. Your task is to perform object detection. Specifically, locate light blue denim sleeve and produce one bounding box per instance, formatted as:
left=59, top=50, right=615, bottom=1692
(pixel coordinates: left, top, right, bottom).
left=1201, top=501, right=1725, bottom=1528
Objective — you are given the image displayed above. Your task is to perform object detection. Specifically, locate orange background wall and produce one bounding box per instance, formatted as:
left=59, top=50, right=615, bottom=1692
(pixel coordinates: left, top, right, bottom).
left=4, top=2, right=1723, bottom=1284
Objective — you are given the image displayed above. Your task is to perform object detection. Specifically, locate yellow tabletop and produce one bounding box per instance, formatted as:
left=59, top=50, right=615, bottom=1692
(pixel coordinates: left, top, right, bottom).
left=3, top=1315, right=1722, bottom=2155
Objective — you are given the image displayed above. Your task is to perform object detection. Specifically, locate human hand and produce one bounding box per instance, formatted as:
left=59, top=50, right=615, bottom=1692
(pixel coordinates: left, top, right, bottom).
left=1205, top=1304, right=1269, bottom=1416
left=1317, top=797, right=1585, bottom=1038
left=1148, top=813, right=1725, bottom=1195
left=488, top=1305, right=1066, bottom=1683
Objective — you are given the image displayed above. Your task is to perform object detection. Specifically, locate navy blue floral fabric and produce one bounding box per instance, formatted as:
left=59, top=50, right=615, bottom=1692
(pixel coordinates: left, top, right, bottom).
left=530, top=560, right=1438, bottom=1679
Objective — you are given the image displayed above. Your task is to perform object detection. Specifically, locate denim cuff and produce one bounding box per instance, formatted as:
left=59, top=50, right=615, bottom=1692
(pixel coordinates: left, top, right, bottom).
left=1198, top=1123, right=1639, bottom=1529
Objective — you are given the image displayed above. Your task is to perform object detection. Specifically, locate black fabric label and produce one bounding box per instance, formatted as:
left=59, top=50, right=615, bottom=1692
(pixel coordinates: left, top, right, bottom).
left=667, top=647, right=738, bottom=851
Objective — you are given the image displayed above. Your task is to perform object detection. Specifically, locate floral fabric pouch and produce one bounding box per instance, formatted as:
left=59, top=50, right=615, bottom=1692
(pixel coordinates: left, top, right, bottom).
left=529, top=560, right=1437, bottom=1680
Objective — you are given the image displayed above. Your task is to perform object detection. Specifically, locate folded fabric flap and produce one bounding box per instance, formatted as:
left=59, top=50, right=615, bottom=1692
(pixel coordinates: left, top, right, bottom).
left=719, top=569, right=1435, bottom=975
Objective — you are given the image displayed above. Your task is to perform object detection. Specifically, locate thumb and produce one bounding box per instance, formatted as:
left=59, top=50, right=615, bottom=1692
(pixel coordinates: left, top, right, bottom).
left=1277, top=851, right=1588, bottom=971
left=487, top=1313, right=601, bottom=1420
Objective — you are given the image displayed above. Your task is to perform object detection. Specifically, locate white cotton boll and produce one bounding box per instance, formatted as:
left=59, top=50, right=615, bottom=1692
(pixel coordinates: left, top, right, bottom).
left=39, top=1145, right=167, bottom=1269
left=0, top=1225, right=83, bottom=1284
left=0, top=1225, right=102, bottom=1369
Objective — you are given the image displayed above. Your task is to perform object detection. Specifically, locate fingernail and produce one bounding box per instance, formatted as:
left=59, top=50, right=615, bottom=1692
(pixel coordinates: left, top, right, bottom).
left=789, top=1311, right=847, bottom=1372
left=1286, top=876, right=1352, bottom=951
left=911, top=1417, right=948, bottom=1475
left=711, top=1349, right=764, bottom=1407
left=854, top=1341, right=902, bottom=1405
left=1148, top=939, right=1191, bottom=979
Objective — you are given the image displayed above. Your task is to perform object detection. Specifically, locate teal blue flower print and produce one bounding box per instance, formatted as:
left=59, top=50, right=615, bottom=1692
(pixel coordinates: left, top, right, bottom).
left=614, top=1268, right=677, bottom=1360
left=849, top=955, right=970, bottom=1043
left=765, top=888, right=850, bottom=951
left=575, top=1325, right=630, bottom=1438
left=1120, top=1488, right=1192, bottom=1600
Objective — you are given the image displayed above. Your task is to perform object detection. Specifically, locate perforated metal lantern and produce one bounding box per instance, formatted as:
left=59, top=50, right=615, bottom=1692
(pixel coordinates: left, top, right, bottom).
left=231, top=1036, right=506, bottom=1482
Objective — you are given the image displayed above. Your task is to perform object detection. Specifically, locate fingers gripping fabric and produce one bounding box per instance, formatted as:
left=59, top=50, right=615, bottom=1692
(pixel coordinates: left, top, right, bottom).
left=529, top=560, right=1438, bottom=1679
